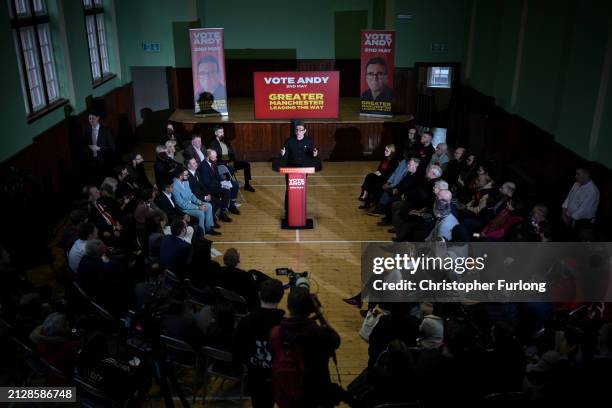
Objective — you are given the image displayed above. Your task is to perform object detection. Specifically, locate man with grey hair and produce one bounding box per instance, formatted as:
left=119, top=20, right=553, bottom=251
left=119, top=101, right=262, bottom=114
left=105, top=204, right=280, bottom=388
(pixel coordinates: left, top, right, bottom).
left=426, top=199, right=459, bottom=241
left=391, top=188, right=452, bottom=242
left=76, top=239, right=126, bottom=313
left=369, top=157, right=421, bottom=218
left=429, top=143, right=449, bottom=171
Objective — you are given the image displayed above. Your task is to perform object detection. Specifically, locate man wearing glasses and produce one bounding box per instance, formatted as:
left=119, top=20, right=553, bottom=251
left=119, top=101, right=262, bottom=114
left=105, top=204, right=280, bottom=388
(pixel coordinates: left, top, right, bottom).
left=195, top=55, right=227, bottom=112
left=280, top=120, right=318, bottom=167
left=361, top=57, right=394, bottom=102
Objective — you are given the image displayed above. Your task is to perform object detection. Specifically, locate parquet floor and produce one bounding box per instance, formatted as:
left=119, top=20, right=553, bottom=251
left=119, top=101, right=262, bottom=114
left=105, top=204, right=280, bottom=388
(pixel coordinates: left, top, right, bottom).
left=152, top=160, right=393, bottom=407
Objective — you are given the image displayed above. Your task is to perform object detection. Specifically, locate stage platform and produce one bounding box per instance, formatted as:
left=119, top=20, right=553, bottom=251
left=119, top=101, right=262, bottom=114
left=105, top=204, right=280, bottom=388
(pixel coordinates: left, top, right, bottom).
left=169, top=97, right=414, bottom=161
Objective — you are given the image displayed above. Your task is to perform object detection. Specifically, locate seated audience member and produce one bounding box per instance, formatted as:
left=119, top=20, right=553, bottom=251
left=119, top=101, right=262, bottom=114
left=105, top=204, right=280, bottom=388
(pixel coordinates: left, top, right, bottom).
left=84, top=185, right=124, bottom=245
left=402, top=127, right=420, bottom=159
left=379, top=158, right=424, bottom=222
left=418, top=313, right=444, bottom=351
left=215, top=248, right=259, bottom=308
left=77, top=239, right=128, bottom=313
left=29, top=312, right=80, bottom=384
left=385, top=163, right=441, bottom=228
left=199, top=149, right=240, bottom=216
left=172, top=167, right=219, bottom=237
left=455, top=154, right=479, bottom=200
left=463, top=181, right=516, bottom=233
left=367, top=302, right=420, bottom=368
left=165, top=140, right=178, bottom=162
left=234, top=279, right=286, bottom=408
left=478, top=197, right=524, bottom=241
left=417, top=131, right=435, bottom=166
left=153, top=145, right=178, bottom=189
left=511, top=204, right=549, bottom=242
left=184, top=134, right=206, bottom=166
left=163, top=122, right=186, bottom=148
left=390, top=183, right=450, bottom=242
left=429, top=143, right=449, bottom=171
left=358, top=339, right=419, bottom=407
left=484, top=321, right=525, bottom=393
left=270, top=288, right=341, bottom=408
left=160, top=297, right=206, bottom=349
left=155, top=178, right=189, bottom=224
left=113, top=165, right=138, bottom=213
left=134, top=188, right=158, bottom=226
left=460, top=172, right=496, bottom=218
left=426, top=199, right=459, bottom=241
left=185, top=157, right=226, bottom=223
left=367, top=157, right=419, bottom=216
left=204, top=303, right=237, bottom=351
left=59, top=209, right=88, bottom=254
left=444, top=147, right=466, bottom=189
left=561, top=166, right=600, bottom=232
left=210, top=125, right=256, bottom=192
left=159, top=220, right=193, bottom=277
left=359, top=144, right=398, bottom=206
left=126, top=152, right=153, bottom=190
left=67, top=222, right=98, bottom=274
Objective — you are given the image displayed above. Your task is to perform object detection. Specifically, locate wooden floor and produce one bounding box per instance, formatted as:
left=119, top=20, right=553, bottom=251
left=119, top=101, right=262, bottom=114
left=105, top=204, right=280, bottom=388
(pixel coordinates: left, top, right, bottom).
left=143, top=160, right=393, bottom=407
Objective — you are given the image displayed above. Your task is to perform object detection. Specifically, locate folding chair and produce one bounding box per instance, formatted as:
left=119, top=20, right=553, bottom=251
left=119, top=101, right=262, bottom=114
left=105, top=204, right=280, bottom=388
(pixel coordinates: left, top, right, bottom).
left=73, top=375, right=119, bottom=408
left=217, top=164, right=246, bottom=204
left=164, top=269, right=183, bottom=290
left=214, top=286, right=249, bottom=317
left=201, top=346, right=247, bottom=401
left=159, top=334, right=203, bottom=401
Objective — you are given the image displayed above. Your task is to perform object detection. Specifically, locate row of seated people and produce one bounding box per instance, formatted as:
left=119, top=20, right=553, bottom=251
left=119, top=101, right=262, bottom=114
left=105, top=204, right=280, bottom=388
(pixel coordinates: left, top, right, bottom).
left=358, top=127, right=600, bottom=244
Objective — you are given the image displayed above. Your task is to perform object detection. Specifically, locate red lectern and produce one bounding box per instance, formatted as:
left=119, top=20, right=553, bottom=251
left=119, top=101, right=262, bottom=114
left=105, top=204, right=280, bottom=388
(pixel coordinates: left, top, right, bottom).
left=280, top=167, right=315, bottom=229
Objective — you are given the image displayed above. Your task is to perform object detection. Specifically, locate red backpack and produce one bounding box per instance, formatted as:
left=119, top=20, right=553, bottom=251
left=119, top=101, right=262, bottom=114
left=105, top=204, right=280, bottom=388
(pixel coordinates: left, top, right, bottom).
left=270, top=325, right=305, bottom=408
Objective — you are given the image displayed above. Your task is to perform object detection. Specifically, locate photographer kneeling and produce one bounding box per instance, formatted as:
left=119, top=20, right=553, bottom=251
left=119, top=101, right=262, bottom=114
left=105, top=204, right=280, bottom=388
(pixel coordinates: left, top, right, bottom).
left=270, top=287, right=343, bottom=408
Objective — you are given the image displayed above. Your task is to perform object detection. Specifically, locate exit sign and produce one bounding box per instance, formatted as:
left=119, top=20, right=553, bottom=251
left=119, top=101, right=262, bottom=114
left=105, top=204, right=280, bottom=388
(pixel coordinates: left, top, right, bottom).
left=431, top=42, right=448, bottom=53
left=142, top=42, right=161, bottom=52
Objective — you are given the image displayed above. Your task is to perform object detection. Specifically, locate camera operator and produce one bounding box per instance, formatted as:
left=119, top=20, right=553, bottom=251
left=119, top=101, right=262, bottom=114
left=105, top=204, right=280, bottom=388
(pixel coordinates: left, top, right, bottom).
left=234, top=278, right=285, bottom=408
left=270, top=287, right=342, bottom=408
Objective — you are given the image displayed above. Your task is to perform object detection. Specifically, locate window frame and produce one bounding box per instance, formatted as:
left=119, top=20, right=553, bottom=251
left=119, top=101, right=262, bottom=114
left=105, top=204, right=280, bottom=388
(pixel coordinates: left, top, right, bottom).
left=9, top=0, right=67, bottom=122
left=426, top=66, right=453, bottom=89
left=83, top=0, right=114, bottom=88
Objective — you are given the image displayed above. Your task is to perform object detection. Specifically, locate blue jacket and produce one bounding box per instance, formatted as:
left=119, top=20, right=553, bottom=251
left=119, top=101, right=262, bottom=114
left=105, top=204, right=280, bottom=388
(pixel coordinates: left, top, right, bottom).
left=172, top=178, right=203, bottom=211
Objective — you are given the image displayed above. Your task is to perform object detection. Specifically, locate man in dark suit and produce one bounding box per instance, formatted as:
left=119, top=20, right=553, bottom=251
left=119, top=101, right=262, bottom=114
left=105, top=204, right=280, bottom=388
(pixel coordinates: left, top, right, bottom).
left=209, top=125, right=255, bottom=192
left=83, top=111, right=115, bottom=182
left=183, top=134, right=206, bottom=166
left=159, top=219, right=193, bottom=277
left=186, top=157, right=230, bottom=223
left=198, top=149, right=240, bottom=216
left=77, top=239, right=128, bottom=314
left=155, top=178, right=189, bottom=223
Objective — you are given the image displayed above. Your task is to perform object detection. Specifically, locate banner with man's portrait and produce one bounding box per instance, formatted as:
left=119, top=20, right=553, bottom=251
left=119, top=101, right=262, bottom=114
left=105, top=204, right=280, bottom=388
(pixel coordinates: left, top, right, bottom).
left=360, top=30, right=396, bottom=117
left=190, top=28, right=228, bottom=116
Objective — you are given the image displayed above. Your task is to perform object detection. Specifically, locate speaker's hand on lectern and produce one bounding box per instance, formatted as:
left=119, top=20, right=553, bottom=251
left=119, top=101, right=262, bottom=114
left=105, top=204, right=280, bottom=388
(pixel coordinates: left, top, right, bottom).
left=313, top=148, right=318, bottom=157
left=280, top=147, right=286, bottom=156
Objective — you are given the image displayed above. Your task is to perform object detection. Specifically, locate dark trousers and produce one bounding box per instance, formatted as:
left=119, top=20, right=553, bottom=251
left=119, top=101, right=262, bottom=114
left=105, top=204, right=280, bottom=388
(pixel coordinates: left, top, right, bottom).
left=233, top=160, right=252, bottom=183
left=247, top=373, right=274, bottom=408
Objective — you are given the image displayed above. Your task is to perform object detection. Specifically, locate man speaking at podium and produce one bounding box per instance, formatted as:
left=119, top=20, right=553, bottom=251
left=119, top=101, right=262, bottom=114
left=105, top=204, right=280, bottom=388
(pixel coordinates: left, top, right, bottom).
left=277, top=121, right=320, bottom=225
left=280, top=120, right=318, bottom=166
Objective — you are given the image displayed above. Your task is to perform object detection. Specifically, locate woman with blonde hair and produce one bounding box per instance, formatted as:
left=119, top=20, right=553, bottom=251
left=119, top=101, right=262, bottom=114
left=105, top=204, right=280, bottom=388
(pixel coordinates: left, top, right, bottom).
left=359, top=144, right=399, bottom=208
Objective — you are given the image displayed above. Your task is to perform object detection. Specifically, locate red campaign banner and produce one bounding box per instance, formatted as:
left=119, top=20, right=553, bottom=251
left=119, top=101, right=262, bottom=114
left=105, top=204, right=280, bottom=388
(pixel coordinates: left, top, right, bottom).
left=190, top=28, right=228, bottom=116
left=253, top=71, right=340, bottom=119
left=360, top=30, right=396, bottom=117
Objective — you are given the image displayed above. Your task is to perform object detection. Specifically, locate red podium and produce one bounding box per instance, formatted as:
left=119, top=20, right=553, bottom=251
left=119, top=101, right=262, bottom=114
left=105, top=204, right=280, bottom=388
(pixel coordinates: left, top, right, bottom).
left=280, top=167, right=315, bottom=229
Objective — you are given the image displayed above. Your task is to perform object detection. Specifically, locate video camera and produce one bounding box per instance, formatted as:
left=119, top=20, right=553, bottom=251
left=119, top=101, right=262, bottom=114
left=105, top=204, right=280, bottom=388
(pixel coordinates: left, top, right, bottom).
left=276, top=268, right=310, bottom=290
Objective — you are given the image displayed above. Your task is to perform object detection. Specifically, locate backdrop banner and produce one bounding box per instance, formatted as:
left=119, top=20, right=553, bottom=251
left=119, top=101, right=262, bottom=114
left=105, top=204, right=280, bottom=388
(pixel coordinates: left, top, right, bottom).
left=253, top=71, right=340, bottom=119
left=190, top=28, right=228, bottom=116
left=360, top=30, right=396, bottom=117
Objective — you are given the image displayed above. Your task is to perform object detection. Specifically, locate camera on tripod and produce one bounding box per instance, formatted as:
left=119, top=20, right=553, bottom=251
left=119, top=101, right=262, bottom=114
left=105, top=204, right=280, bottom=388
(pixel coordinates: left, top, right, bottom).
left=275, top=267, right=310, bottom=290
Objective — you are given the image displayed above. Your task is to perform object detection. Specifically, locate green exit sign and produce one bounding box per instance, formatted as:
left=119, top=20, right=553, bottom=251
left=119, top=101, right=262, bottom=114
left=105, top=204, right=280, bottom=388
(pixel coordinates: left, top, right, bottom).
left=142, top=42, right=161, bottom=52
left=431, top=42, right=448, bottom=53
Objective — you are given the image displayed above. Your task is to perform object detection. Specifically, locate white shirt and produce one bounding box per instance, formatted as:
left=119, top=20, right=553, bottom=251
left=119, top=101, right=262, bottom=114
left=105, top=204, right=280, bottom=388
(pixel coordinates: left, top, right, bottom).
left=68, top=239, right=87, bottom=273
left=163, top=191, right=175, bottom=207
left=91, top=124, right=100, bottom=157
left=562, top=180, right=599, bottom=221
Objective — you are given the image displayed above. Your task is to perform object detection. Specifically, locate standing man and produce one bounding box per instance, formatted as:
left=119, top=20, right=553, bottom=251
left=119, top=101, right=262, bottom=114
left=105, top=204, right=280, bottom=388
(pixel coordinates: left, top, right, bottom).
left=561, top=166, right=600, bottom=234
left=209, top=125, right=256, bottom=192
left=280, top=120, right=318, bottom=166
left=83, top=111, right=115, bottom=182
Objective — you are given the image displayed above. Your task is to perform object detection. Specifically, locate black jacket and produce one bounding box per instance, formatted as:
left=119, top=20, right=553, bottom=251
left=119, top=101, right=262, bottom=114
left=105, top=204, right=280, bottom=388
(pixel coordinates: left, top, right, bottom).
left=83, top=125, right=115, bottom=163
left=154, top=192, right=185, bottom=223
left=234, top=308, right=285, bottom=372
left=209, top=138, right=236, bottom=163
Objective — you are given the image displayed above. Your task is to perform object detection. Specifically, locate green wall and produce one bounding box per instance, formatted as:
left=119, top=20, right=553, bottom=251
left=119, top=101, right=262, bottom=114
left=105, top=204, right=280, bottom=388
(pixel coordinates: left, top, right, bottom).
left=394, top=0, right=471, bottom=68
left=467, top=0, right=612, bottom=168
left=0, top=0, right=120, bottom=162
left=197, top=0, right=375, bottom=59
